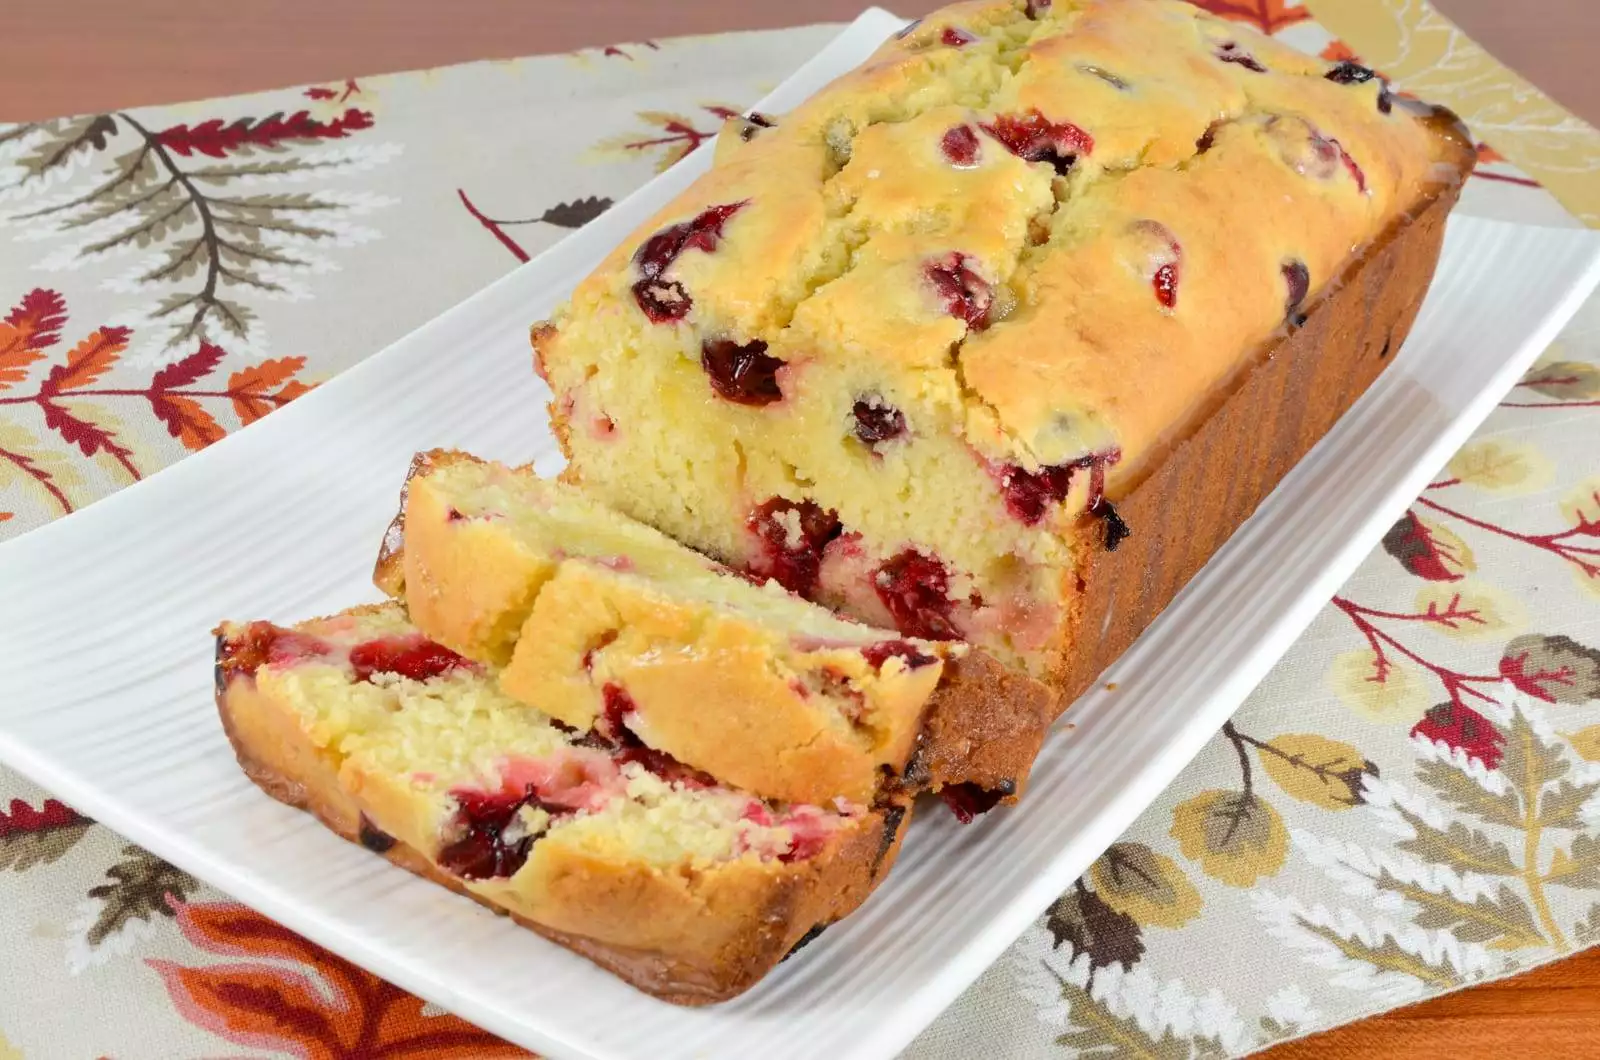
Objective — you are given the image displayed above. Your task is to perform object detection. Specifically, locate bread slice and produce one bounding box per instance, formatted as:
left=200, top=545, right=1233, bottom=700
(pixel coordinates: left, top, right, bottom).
left=213, top=602, right=911, bottom=1004
left=374, top=449, right=1056, bottom=808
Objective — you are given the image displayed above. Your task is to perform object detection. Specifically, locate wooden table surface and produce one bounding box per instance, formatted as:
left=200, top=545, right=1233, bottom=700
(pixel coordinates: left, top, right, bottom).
left=5, top=1, right=1599, bottom=1057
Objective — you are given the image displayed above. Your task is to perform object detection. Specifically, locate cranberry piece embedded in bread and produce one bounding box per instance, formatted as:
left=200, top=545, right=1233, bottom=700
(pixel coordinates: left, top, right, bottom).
left=747, top=497, right=843, bottom=596
left=1325, top=61, right=1377, bottom=84
left=1282, top=259, right=1311, bottom=325
left=925, top=252, right=993, bottom=329
left=981, top=110, right=1093, bottom=175
left=852, top=394, right=907, bottom=448
left=862, top=640, right=938, bottom=671
left=1331, top=139, right=1368, bottom=193
left=939, top=25, right=975, bottom=47
left=348, top=635, right=473, bottom=683
left=701, top=338, right=784, bottom=406
left=940, top=124, right=981, bottom=167
left=438, top=787, right=557, bottom=880
left=939, top=780, right=1014, bottom=823
left=996, top=448, right=1121, bottom=526
left=630, top=201, right=747, bottom=323
left=1214, top=42, right=1267, bottom=73
left=874, top=550, right=962, bottom=641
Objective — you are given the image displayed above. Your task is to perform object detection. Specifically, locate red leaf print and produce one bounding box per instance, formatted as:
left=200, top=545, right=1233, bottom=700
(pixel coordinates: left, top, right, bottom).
left=1411, top=702, right=1505, bottom=769
left=0, top=797, right=83, bottom=836
left=41, top=325, right=130, bottom=394
left=1187, top=0, right=1311, bottom=34
left=150, top=394, right=227, bottom=451
left=1382, top=511, right=1467, bottom=581
left=39, top=399, right=140, bottom=479
left=155, top=900, right=529, bottom=1059
left=0, top=288, right=68, bottom=389
left=155, top=108, right=375, bottom=159
left=151, top=341, right=227, bottom=391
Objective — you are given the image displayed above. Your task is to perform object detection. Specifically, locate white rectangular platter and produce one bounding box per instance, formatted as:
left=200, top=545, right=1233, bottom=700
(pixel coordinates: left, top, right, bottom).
left=2, top=9, right=1599, bottom=1060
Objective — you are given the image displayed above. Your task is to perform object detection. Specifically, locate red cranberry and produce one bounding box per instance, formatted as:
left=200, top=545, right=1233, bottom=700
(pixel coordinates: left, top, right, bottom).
left=747, top=497, right=842, bottom=596
left=739, top=112, right=776, bottom=141
left=939, top=780, right=1014, bottom=823
left=1282, top=260, right=1310, bottom=325
left=1411, top=702, right=1502, bottom=770
left=601, top=682, right=636, bottom=743
left=701, top=338, right=784, bottom=405
left=630, top=201, right=747, bottom=323
left=777, top=829, right=830, bottom=863
left=980, top=110, right=1094, bottom=175
left=358, top=814, right=397, bottom=854
left=940, top=124, right=981, bottom=167
left=1325, top=61, right=1376, bottom=84
left=1088, top=496, right=1131, bottom=552
left=925, top=252, right=993, bottom=329
left=217, top=622, right=332, bottom=684
left=1215, top=42, right=1267, bottom=73
left=995, top=448, right=1121, bottom=526
left=349, top=636, right=473, bottom=683
left=1195, top=121, right=1222, bottom=153
left=862, top=640, right=938, bottom=671
left=437, top=787, right=560, bottom=880
left=1127, top=220, right=1181, bottom=310
left=1330, top=138, right=1368, bottom=193
left=1025, top=0, right=1050, bottom=17
left=1153, top=262, right=1179, bottom=309
left=852, top=394, right=906, bottom=448
left=939, top=25, right=975, bottom=46
left=617, top=745, right=717, bottom=787
left=874, top=550, right=962, bottom=641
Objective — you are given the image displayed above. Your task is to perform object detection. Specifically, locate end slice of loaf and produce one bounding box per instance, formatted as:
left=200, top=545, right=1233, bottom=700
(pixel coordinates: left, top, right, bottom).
left=213, top=602, right=911, bottom=1004
left=373, top=449, right=1057, bottom=807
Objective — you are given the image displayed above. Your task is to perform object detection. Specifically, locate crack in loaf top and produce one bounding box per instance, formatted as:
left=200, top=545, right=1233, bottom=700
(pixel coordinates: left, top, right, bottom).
left=553, top=0, right=1469, bottom=496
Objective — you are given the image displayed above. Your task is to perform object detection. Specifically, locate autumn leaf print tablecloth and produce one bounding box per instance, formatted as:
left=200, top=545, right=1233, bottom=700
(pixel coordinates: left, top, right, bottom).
left=2, top=2, right=1599, bottom=1058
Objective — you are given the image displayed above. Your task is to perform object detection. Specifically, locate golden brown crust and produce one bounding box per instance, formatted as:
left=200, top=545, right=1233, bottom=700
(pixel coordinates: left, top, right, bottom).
left=1046, top=137, right=1471, bottom=703
left=213, top=651, right=911, bottom=1005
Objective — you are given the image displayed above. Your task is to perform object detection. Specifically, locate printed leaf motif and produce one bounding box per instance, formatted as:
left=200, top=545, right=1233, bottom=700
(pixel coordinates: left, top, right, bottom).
left=1185, top=0, right=1313, bottom=34
left=1259, top=733, right=1378, bottom=809
left=1088, top=842, right=1202, bottom=929
left=154, top=108, right=375, bottom=159
left=41, top=325, right=130, bottom=393
left=1576, top=902, right=1600, bottom=944
left=0, top=288, right=68, bottom=390
left=1382, top=511, right=1474, bottom=581
left=1330, top=650, right=1431, bottom=724
left=1500, top=634, right=1600, bottom=703
left=590, top=105, right=743, bottom=172
left=1053, top=975, right=1190, bottom=1059
left=1565, top=725, right=1600, bottom=761
left=39, top=398, right=140, bottom=481
left=85, top=845, right=198, bottom=947
left=1379, top=874, right=1543, bottom=949
left=1412, top=583, right=1522, bottom=641
left=152, top=899, right=527, bottom=1058
left=0, top=797, right=91, bottom=872
left=1546, top=834, right=1600, bottom=890
left=1044, top=884, right=1144, bottom=972
left=1411, top=701, right=1505, bottom=770
left=1446, top=439, right=1552, bottom=493
left=1417, top=758, right=1522, bottom=829
left=1292, top=914, right=1462, bottom=990
left=149, top=394, right=227, bottom=451
left=10, top=115, right=119, bottom=186
left=1171, top=789, right=1288, bottom=887
left=1557, top=479, right=1600, bottom=537
left=150, top=340, right=227, bottom=390
left=1393, top=805, right=1518, bottom=877
left=0, top=421, right=80, bottom=515
left=1519, top=360, right=1600, bottom=400
left=1494, top=707, right=1591, bottom=833
left=539, top=196, right=613, bottom=228
left=1538, top=777, right=1600, bottom=830
left=226, top=355, right=311, bottom=425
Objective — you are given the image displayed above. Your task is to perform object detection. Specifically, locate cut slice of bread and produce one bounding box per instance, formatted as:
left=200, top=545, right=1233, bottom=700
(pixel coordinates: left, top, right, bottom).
left=214, top=602, right=910, bottom=1004
left=375, top=449, right=1056, bottom=807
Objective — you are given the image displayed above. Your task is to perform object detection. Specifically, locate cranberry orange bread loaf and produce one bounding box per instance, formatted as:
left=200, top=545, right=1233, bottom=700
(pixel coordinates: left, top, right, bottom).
left=214, top=603, right=912, bottom=1004
left=372, top=449, right=1056, bottom=807
left=533, top=0, right=1474, bottom=697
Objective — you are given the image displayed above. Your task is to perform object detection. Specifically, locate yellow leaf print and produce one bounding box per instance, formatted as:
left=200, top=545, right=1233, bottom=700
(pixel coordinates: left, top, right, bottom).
left=1446, top=439, right=1553, bottom=494
left=1259, top=733, right=1378, bottom=810
left=1412, top=582, right=1525, bottom=641
left=0, top=1030, right=20, bottom=1060
left=1329, top=649, right=1432, bottom=723
left=1089, top=842, right=1202, bottom=929
left=1565, top=725, right=1600, bottom=762
left=1171, top=789, right=1288, bottom=887
left=1559, top=478, right=1600, bottom=533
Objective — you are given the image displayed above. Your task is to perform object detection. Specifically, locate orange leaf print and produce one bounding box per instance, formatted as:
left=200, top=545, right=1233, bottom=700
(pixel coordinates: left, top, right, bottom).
left=154, top=900, right=529, bottom=1059
left=228, top=355, right=311, bottom=425
left=1320, top=39, right=1361, bottom=64
left=0, top=289, right=67, bottom=391
left=42, top=325, right=131, bottom=394
left=1477, top=143, right=1506, bottom=165
left=1188, top=0, right=1311, bottom=35
left=150, top=394, right=226, bottom=451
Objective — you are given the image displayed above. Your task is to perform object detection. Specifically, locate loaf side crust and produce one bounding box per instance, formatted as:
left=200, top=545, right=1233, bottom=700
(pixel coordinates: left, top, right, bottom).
left=1048, top=152, right=1470, bottom=704
left=214, top=643, right=912, bottom=1005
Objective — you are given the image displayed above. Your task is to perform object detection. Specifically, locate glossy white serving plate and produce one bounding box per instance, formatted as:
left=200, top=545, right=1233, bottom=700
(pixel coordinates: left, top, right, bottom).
left=2, top=9, right=1599, bottom=1060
